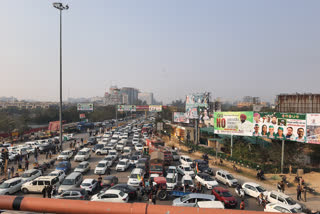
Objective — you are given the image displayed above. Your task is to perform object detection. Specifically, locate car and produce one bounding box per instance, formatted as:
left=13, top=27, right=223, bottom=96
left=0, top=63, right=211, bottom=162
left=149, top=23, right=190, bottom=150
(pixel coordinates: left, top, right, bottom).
left=108, top=150, right=119, bottom=159
left=80, top=179, right=98, bottom=194
left=172, top=193, right=215, bottom=207
left=116, top=159, right=130, bottom=172
left=92, top=144, right=104, bottom=153
left=193, top=159, right=213, bottom=175
left=267, top=191, right=302, bottom=211
left=58, top=172, right=83, bottom=194
left=215, top=170, right=238, bottom=187
left=0, top=178, right=24, bottom=195
left=166, top=173, right=178, bottom=190
left=135, top=144, right=143, bottom=151
left=55, top=161, right=72, bottom=173
left=48, top=170, right=66, bottom=184
left=103, top=155, right=116, bottom=167
left=180, top=155, right=193, bottom=166
left=102, top=176, right=118, bottom=188
left=38, top=143, right=55, bottom=154
left=91, top=189, right=128, bottom=203
left=242, top=182, right=268, bottom=198
left=211, top=186, right=237, bottom=208
left=195, top=201, right=225, bottom=209
left=132, top=138, right=139, bottom=145
left=171, top=150, right=180, bottom=161
left=127, top=168, right=144, bottom=187
left=22, top=176, right=60, bottom=194
left=74, top=148, right=91, bottom=162
left=167, top=166, right=178, bottom=178
left=116, top=142, right=125, bottom=151
left=74, top=161, right=90, bottom=174
left=129, top=155, right=139, bottom=166
left=94, top=160, right=109, bottom=175
left=181, top=175, right=194, bottom=188
left=87, top=137, right=98, bottom=145
left=110, top=135, right=119, bottom=144
left=143, top=132, right=148, bottom=138
left=195, top=173, right=218, bottom=189
left=20, top=169, right=42, bottom=182
left=123, top=146, right=132, bottom=154
left=177, top=165, right=195, bottom=178
left=264, top=203, right=301, bottom=213
left=95, top=147, right=109, bottom=155
left=136, top=158, right=149, bottom=173
left=54, top=188, right=89, bottom=200
left=57, top=150, right=73, bottom=161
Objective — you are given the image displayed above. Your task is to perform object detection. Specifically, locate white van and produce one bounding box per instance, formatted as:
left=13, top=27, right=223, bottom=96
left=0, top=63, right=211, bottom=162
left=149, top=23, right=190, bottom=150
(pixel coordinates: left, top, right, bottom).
left=58, top=172, right=83, bottom=193
left=180, top=155, right=193, bottom=166
left=74, top=148, right=91, bottom=162
left=127, top=168, right=143, bottom=187
left=0, top=178, right=24, bottom=195
left=22, top=176, right=60, bottom=194
left=195, top=201, right=225, bottom=209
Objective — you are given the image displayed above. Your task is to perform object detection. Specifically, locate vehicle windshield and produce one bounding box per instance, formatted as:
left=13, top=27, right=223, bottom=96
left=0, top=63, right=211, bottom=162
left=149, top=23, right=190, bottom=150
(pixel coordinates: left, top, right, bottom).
left=166, top=178, right=175, bottom=183
left=131, top=156, right=138, bottom=160
left=0, top=183, right=10, bottom=189
left=286, top=197, right=296, bottom=205
left=78, top=151, right=86, bottom=155
left=124, top=149, right=130, bottom=153
left=184, top=167, right=191, bottom=171
left=221, top=191, right=233, bottom=197
left=290, top=208, right=298, bottom=213
left=61, top=152, right=69, bottom=155
left=118, top=161, right=126, bottom=165
left=110, top=152, right=117, bottom=155
left=204, top=176, right=214, bottom=181
left=130, top=174, right=139, bottom=179
left=119, top=191, right=125, bottom=197
left=168, top=168, right=176, bottom=174
left=62, top=179, right=74, bottom=185
left=57, top=163, right=67, bottom=168
left=186, top=158, right=192, bottom=162
left=136, top=145, right=142, bottom=147
left=256, top=186, right=266, bottom=192
left=77, top=164, right=86, bottom=169
left=49, top=173, right=58, bottom=177
left=184, top=180, right=193, bottom=185
left=181, top=194, right=190, bottom=202
left=21, top=173, right=31, bottom=178
left=104, top=157, right=112, bottom=161
left=97, top=163, right=106, bottom=167
left=81, top=183, right=91, bottom=186
left=150, top=165, right=162, bottom=171
left=171, top=151, right=177, bottom=155
left=226, top=174, right=234, bottom=180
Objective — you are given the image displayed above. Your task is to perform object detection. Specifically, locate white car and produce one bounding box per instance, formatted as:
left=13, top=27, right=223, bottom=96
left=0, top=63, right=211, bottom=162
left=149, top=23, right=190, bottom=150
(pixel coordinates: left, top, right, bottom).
left=95, top=147, right=109, bottom=155
left=74, top=149, right=91, bottom=162
left=267, top=191, right=302, bottom=211
left=132, top=138, right=139, bottom=145
left=57, top=150, right=73, bottom=161
left=135, top=144, right=143, bottom=151
left=177, top=165, right=195, bottom=178
left=180, top=155, right=193, bottom=166
left=182, top=175, right=194, bottom=188
left=103, top=155, right=116, bottom=167
left=91, top=189, right=128, bottom=203
left=116, top=142, right=125, bottom=151
left=108, top=150, right=119, bottom=160
left=0, top=178, right=24, bottom=195
left=167, top=166, right=178, bottom=178
left=195, top=173, right=218, bottom=189
left=20, top=169, right=42, bottom=182
left=99, top=138, right=109, bottom=146
left=110, top=135, right=119, bottom=144
left=48, top=170, right=66, bottom=184
left=242, top=182, right=268, bottom=198
left=215, top=170, right=238, bottom=187
left=264, top=203, right=301, bottom=213
left=116, top=159, right=130, bottom=172
left=74, top=161, right=90, bottom=174
left=80, top=179, right=98, bottom=194
left=94, top=161, right=109, bottom=175
left=123, top=146, right=132, bottom=154
left=166, top=174, right=178, bottom=190
left=143, top=132, right=148, bottom=138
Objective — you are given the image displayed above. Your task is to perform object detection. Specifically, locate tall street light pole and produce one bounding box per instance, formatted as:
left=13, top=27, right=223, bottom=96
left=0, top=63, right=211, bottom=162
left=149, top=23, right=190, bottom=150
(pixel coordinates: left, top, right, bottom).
left=53, top=2, right=69, bottom=150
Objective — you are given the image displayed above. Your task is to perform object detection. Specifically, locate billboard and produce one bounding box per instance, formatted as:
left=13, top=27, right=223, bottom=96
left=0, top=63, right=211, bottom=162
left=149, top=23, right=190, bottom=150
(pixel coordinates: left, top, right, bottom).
left=185, top=93, right=209, bottom=119
left=214, top=112, right=254, bottom=136
left=149, top=105, right=162, bottom=112
left=117, top=105, right=136, bottom=112
left=79, top=113, right=86, bottom=119
left=173, top=112, right=190, bottom=123
left=77, top=103, right=93, bottom=111
left=253, top=112, right=306, bottom=142
left=307, top=114, right=320, bottom=144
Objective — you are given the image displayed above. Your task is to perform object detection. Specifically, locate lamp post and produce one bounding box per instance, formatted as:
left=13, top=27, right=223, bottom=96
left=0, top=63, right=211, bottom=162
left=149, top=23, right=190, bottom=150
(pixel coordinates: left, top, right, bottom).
left=53, top=2, right=69, bottom=150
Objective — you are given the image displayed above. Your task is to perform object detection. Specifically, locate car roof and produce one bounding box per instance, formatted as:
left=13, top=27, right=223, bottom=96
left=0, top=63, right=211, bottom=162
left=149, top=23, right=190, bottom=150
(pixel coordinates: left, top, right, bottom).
left=217, top=170, right=230, bottom=174
left=82, top=178, right=95, bottom=183
left=23, top=169, right=39, bottom=173
left=35, top=176, right=57, bottom=180
left=5, top=177, right=22, bottom=183
left=181, top=155, right=190, bottom=158
left=105, top=189, right=121, bottom=194
left=168, top=166, right=177, bottom=169
left=213, top=186, right=228, bottom=191
left=269, top=190, right=290, bottom=198
left=187, top=193, right=215, bottom=199
left=104, top=176, right=116, bottom=179
left=267, top=203, right=294, bottom=209
left=98, top=160, right=108, bottom=164
left=119, top=159, right=129, bottom=162
left=49, top=170, right=64, bottom=174
left=79, top=161, right=89, bottom=165
left=243, top=182, right=260, bottom=187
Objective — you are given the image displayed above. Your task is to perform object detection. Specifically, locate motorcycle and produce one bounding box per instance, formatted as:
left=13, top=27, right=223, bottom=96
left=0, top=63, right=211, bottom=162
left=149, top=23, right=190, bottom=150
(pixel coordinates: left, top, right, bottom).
left=235, top=188, right=245, bottom=198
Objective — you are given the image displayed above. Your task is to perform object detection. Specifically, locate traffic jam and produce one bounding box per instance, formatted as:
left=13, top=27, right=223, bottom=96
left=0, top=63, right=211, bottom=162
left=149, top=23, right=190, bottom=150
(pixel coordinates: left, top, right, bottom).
left=0, top=117, right=304, bottom=213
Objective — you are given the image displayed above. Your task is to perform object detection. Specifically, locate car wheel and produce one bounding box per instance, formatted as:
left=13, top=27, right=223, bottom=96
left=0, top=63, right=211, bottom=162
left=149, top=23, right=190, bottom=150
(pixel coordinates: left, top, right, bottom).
left=22, top=188, right=29, bottom=194
left=97, top=152, right=101, bottom=155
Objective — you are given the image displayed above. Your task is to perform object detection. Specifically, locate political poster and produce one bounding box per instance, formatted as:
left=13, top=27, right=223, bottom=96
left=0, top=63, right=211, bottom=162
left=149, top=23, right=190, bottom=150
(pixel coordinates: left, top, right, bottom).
left=185, top=93, right=209, bottom=119
left=306, top=114, right=320, bottom=144
left=214, top=112, right=254, bottom=136
left=117, top=105, right=136, bottom=112
left=149, top=105, right=162, bottom=112
left=79, top=113, right=86, bottom=119
left=186, top=107, right=198, bottom=119
left=173, top=112, right=190, bottom=123
left=253, top=112, right=306, bottom=142
left=77, top=103, right=93, bottom=111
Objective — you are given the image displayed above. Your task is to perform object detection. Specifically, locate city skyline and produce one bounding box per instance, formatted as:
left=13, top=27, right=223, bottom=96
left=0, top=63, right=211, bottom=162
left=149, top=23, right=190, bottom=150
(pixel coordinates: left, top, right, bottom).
left=1, top=1, right=320, bottom=104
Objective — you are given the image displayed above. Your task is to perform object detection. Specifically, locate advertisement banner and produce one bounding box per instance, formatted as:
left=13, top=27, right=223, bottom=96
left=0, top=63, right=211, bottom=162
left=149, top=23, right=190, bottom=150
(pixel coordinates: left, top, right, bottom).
left=185, top=93, right=209, bottom=119
left=214, top=112, right=254, bottom=136
left=253, top=112, right=306, bottom=142
left=307, top=114, right=320, bottom=144
left=117, top=105, right=136, bottom=112
left=79, top=113, right=86, bottom=119
left=173, top=112, right=190, bottom=123
left=149, top=105, right=162, bottom=112
left=77, top=103, right=93, bottom=111
left=186, top=107, right=198, bottom=119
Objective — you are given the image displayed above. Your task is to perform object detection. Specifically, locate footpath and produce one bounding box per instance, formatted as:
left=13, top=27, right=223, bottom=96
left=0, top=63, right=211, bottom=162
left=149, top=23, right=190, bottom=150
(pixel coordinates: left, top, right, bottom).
left=162, top=136, right=320, bottom=212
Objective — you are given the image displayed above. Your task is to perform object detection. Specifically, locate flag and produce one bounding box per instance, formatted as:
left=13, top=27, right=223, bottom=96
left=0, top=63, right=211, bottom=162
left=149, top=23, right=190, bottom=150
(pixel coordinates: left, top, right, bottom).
left=195, top=162, right=199, bottom=175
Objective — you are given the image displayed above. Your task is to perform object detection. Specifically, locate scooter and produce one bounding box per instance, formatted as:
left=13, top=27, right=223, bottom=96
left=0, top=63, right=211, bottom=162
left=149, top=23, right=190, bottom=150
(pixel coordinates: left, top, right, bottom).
left=235, top=188, right=245, bottom=198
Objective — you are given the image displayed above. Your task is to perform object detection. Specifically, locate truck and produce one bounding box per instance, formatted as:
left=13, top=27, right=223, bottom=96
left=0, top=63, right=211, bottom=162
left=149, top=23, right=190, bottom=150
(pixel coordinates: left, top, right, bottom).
left=149, top=151, right=164, bottom=176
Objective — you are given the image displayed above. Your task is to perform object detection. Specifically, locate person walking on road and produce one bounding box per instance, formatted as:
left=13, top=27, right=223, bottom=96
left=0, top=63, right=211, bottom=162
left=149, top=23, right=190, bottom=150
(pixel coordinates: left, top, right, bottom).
left=303, top=185, right=307, bottom=202
left=10, top=166, right=14, bottom=178
left=297, top=184, right=302, bottom=201
left=42, top=186, right=47, bottom=198
left=34, top=149, right=38, bottom=163
left=25, top=159, right=29, bottom=170
left=49, top=150, right=52, bottom=159
left=240, top=199, right=245, bottom=210
left=7, top=168, right=11, bottom=179
left=47, top=185, right=52, bottom=198
left=45, top=151, right=49, bottom=159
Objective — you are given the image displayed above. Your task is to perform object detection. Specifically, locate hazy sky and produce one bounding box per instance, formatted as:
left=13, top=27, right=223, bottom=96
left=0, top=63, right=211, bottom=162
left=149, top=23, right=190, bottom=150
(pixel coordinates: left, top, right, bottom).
left=1, top=0, right=320, bottom=104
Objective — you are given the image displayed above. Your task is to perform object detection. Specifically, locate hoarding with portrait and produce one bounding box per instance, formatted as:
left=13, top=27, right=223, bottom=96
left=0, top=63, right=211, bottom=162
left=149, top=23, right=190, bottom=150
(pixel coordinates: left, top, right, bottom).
left=185, top=93, right=209, bottom=119
left=117, top=105, right=136, bottom=112
left=173, top=112, right=190, bottom=123
left=77, top=103, right=93, bottom=111
left=214, top=112, right=254, bottom=136
left=306, top=114, right=320, bottom=144
left=253, top=112, right=306, bottom=142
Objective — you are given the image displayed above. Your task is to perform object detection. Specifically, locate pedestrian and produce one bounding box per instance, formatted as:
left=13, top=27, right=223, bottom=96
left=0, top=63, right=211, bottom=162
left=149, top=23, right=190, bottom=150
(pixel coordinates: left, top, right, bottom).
left=51, top=185, right=57, bottom=197
left=45, top=151, right=49, bottom=159
left=25, top=159, right=29, bottom=170
left=152, top=193, right=156, bottom=205
left=11, top=166, right=14, bottom=178
left=7, top=168, right=11, bottom=179
left=98, top=175, right=102, bottom=189
left=42, top=186, right=47, bottom=198
left=1, top=164, right=4, bottom=175
left=297, top=184, right=302, bottom=201
left=303, top=185, right=307, bottom=202
left=240, top=199, right=245, bottom=210
left=49, top=150, right=52, bottom=159
left=34, top=149, right=38, bottom=163
left=47, top=185, right=52, bottom=198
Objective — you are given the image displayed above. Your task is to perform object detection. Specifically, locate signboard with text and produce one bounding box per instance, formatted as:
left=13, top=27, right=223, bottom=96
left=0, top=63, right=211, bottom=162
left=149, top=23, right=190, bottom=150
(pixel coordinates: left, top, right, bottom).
left=307, top=114, right=320, bottom=144
left=149, top=105, right=162, bottom=112
left=117, top=105, right=136, bottom=112
left=173, top=112, right=190, bottom=123
left=77, top=103, right=93, bottom=111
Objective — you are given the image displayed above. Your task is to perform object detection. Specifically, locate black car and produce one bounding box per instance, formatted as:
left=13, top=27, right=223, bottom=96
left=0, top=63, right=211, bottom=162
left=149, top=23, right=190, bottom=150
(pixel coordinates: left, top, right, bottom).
left=39, top=143, right=55, bottom=154
left=92, top=144, right=104, bottom=152
left=110, top=184, right=137, bottom=200
left=54, top=188, right=89, bottom=200
left=193, top=159, right=213, bottom=175
left=87, top=137, right=98, bottom=145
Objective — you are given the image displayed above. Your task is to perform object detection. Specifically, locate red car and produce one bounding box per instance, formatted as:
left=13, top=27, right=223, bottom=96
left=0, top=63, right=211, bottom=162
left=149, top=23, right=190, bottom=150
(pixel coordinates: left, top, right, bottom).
left=212, top=186, right=237, bottom=208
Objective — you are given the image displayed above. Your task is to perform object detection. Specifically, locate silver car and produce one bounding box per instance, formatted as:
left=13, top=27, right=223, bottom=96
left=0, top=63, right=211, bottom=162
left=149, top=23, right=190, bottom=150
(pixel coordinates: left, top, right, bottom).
left=172, top=193, right=215, bottom=207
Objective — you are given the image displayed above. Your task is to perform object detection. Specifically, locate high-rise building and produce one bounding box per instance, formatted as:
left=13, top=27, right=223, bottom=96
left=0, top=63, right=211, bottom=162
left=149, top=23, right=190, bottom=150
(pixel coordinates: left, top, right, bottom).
left=138, top=92, right=153, bottom=105
left=120, top=87, right=139, bottom=105
left=104, top=86, right=122, bottom=105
